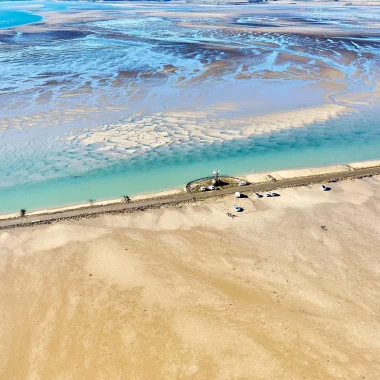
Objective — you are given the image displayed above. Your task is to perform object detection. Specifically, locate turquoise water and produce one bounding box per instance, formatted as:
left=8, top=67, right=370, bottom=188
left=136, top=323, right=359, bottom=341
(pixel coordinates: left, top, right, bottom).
left=0, top=1, right=129, bottom=12
left=0, top=1, right=127, bottom=30
left=0, top=10, right=42, bottom=28
left=0, top=108, right=379, bottom=214
left=0, top=2, right=379, bottom=214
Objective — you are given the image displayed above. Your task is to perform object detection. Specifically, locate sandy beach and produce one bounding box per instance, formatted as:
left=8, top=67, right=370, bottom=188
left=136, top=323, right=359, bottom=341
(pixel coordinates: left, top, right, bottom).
left=1, top=175, right=380, bottom=379
left=1, top=160, right=379, bottom=225
left=1, top=3, right=380, bottom=377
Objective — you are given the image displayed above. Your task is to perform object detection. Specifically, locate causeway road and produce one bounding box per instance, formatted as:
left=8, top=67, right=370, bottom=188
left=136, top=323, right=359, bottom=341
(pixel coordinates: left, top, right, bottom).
left=1, top=166, right=379, bottom=230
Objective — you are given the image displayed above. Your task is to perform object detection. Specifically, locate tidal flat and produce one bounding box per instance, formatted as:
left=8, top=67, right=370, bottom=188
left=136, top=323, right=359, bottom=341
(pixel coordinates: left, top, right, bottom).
left=0, top=1, right=379, bottom=213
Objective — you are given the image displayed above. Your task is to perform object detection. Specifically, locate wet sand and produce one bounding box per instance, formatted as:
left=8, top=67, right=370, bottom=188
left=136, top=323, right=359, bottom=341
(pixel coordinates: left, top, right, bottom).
left=1, top=2, right=379, bottom=203
left=1, top=175, right=380, bottom=379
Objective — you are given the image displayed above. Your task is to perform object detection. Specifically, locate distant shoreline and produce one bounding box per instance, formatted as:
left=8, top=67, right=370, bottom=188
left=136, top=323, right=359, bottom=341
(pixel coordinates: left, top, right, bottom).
left=173, top=0, right=380, bottom=5
left=1, top=159, right=380, bottom=229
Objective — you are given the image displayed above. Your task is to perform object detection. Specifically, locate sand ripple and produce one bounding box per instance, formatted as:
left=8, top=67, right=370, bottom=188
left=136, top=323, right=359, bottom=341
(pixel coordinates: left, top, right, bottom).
left=72, top=103, right=349, bottom=159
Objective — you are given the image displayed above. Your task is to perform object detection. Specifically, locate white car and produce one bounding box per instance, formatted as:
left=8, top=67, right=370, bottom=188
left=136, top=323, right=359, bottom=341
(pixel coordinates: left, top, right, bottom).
left=266, top=192, right=272, bottom=197
left=254, top=192, right=262, bottom=198
left=238, top=181, right=248, bottom=186
left=208, top=185, right=216, bottom=190
left=321, top=185, right=328, bottom=191
left=235, top=192, right=241, bottom=198
left=200, top=186, right=206, bottom=192
left=234, top=205, right=243, bottom=212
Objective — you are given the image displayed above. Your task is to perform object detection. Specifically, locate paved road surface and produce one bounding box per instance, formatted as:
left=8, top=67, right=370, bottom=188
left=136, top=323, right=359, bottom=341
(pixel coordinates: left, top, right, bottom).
left=1, top=166, right=379, bottom=230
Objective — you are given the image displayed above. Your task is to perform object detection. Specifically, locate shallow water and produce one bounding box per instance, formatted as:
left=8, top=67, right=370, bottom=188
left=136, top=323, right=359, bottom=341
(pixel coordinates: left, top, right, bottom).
left=1, top=107, right=379, bottom=214
left=0, top=2, right=379, bottom=213
left=0, top=10, right=42, bottom=28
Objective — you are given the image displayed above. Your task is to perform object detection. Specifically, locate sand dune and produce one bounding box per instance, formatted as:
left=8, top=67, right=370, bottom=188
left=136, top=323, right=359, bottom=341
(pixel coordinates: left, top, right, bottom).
left=1, top=177, right=380, bottom=379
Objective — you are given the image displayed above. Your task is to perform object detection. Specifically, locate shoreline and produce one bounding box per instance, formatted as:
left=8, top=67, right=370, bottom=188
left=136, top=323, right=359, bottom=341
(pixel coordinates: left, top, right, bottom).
left=1, top=159, right=380, bottom=229
left=2, top=154, right=380, bottom=379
